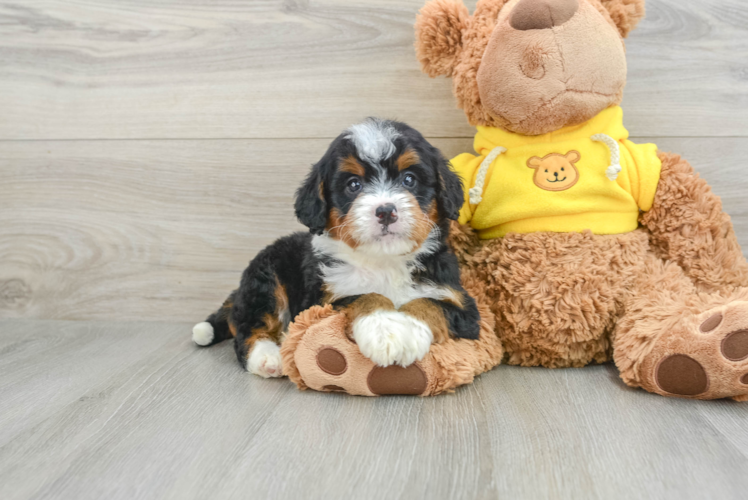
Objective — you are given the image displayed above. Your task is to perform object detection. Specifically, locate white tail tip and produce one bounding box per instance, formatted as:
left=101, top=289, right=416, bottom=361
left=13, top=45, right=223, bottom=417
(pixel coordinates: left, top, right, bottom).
left=192, top=322, right=214, bottom=346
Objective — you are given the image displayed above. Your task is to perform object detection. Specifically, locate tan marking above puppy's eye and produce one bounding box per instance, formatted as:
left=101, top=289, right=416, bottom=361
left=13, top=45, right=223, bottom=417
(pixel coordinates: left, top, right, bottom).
left=340, top=156, right=365, bottom=176
left=397, top=149, right=420, bottom=171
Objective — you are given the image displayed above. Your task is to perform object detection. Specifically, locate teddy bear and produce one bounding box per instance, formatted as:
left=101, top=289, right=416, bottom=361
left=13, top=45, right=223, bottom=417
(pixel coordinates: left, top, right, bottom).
left=281, top=0, right=748, bottom=400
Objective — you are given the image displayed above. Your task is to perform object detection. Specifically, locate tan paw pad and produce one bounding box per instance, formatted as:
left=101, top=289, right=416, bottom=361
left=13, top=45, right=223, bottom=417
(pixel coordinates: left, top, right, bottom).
left=367, top=364, right=428, bottom=395
left=322, top=385, right=346, bottom=392
left=699, top=313, right=723, bottom=333
left=655, top=354, right=709, bottom=396
left=721, top=330, right=748, bottom=361
left=316, top=348, right=347, bottom=375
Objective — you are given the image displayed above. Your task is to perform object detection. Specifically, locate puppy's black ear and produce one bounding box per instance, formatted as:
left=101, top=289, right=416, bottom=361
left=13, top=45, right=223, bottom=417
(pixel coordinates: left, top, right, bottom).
left=436, top=156, right=465, bottom=221
left=294, top=163, right=328, bottom=235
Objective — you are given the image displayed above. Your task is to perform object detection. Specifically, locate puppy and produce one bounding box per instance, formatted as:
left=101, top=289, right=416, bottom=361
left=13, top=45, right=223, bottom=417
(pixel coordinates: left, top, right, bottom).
left=192, top=118, right=481, bottom=378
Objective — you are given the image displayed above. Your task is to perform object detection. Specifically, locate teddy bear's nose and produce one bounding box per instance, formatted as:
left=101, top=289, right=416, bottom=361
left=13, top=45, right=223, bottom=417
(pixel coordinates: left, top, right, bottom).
left=510, top=0, right=579, bottom=31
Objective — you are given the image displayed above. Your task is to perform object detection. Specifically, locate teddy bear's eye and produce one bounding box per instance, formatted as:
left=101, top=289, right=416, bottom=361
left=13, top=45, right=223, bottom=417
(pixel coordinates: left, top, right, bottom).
left=561, top=167, right=565, bottom=171
left=545, top=169, right=548, bottom=173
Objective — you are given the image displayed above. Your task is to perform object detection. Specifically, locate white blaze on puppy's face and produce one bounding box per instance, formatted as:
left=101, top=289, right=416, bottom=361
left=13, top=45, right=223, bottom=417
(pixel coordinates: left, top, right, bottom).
left=345, top=118, right=399, bottom=165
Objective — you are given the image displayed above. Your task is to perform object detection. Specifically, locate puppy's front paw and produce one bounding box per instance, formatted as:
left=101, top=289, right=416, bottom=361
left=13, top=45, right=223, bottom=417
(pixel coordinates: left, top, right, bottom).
left=247, top=340, right=284, bottom=378
left=352, top=311, right=433, bottom=367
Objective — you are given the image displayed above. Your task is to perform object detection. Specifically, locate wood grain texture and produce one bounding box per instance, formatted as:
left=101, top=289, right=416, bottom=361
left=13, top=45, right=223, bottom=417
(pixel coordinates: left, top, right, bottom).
left=0, top=0, right=746, bottom=140
left=1, top=137, right=746, bottom=322
left=1, top=319, right=747, bottom=500
left=1, top=1, right=747, bottom=498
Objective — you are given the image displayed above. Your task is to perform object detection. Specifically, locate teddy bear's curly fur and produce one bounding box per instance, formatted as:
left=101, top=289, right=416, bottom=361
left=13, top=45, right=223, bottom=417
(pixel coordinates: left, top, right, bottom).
left=282, top=0, right=748, bottom=400
left=416, top=0, right=748, bottom=400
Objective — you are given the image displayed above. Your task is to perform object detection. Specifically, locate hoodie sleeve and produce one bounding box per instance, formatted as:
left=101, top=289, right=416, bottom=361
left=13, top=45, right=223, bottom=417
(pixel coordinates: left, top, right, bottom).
left=621, top=140, right=662, bottom=212
left=451, top=152, right=482, bottom=225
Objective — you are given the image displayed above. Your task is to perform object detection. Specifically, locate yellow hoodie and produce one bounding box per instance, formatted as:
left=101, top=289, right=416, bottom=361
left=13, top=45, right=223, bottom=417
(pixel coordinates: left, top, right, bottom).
left=453, top=106, right=661, bottom=239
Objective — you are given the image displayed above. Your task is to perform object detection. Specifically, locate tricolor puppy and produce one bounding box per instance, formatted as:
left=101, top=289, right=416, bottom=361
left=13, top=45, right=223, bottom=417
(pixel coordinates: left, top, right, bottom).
left=192, top=119, right=481, bottom=378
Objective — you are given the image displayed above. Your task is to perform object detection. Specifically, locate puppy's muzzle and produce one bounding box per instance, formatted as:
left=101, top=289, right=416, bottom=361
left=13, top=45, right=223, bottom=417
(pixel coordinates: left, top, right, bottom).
left=376, top=203, right=398, bottom=226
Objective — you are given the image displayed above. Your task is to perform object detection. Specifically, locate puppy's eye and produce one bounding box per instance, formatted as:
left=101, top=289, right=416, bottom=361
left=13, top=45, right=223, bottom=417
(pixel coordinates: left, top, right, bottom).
left=402, top=173, right=417, bottom=189
left=346, top=177, right=362, bottom=195
left=561, top=167, right=565, bottom=172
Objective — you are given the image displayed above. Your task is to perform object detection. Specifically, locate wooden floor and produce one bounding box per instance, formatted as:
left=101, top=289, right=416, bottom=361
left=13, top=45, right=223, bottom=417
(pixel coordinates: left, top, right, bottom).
left=1, top=0, right=748, bottom=498
left=1, top=319, right=748, bottom=500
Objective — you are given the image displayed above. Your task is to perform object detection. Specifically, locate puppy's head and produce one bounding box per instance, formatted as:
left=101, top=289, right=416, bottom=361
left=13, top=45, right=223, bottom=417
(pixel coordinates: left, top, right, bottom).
left=295, top=118, right=464, bottom=255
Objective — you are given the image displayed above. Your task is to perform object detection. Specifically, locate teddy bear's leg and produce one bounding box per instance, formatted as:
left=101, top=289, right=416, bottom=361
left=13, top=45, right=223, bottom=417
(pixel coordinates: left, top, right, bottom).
left=281, top=301, right=502, bottom=397
left=640, top=152, right=748, bottom=293
left=613, top=252, right=748, bottom=400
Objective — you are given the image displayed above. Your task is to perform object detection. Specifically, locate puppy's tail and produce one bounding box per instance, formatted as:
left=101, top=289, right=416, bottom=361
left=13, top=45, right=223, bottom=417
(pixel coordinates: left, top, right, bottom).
left=192, top=291, right=237, bottom=347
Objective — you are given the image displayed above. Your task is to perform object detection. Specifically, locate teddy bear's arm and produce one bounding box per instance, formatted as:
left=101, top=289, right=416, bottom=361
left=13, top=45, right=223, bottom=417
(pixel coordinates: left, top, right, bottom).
left=640, top=151, right=748, bottom=293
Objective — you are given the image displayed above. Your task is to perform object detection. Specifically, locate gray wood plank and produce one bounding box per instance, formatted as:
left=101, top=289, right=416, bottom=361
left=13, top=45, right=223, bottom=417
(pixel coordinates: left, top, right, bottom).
left=0, top=320, right=179, bottom=447
left=1, top=0, right=746, bottom=140
left=1, top=319, right=747, bottom=500
left=2, top=136, right=746, bottom=322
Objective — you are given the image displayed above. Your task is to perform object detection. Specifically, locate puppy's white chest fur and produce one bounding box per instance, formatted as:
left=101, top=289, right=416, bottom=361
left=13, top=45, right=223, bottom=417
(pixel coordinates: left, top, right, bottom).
left=312, top=234, right=452, bottom=308
left=321, top=255, right=416, bottom=308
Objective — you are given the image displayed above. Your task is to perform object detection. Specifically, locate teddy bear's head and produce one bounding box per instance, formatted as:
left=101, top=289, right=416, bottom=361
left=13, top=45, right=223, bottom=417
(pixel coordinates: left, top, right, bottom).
left=415, top=0, right=645, bottom=135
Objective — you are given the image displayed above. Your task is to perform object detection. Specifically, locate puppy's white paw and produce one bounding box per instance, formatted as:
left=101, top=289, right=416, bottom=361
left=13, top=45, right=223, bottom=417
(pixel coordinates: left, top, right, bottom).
left=247, top=340, right=284, bottom=378
left=353, top=310, right=433, bottom=367
left=192, top=322, right=214, bottom=346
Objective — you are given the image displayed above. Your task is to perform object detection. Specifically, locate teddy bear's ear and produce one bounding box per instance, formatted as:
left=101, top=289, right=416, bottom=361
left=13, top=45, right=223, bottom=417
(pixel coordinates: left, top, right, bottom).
left=566, top=150, right=581, bottom=163
left=527, top=157, right=543, bottom=169
left=598, top=0, right=646, bottom=38
left=415, top=0, right=470, bottom=77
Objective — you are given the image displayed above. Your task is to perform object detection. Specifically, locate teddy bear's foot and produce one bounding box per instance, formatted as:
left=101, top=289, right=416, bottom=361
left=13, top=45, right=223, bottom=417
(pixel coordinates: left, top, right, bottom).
left=308, top=333, right=430, bottom=396
left=281, top=305, right=503, bottom=396
left=316, top=344, right=430, bottom=396
left=638, top=301, right=748, bottom=400
left=282, top=310, right=430, bottom=396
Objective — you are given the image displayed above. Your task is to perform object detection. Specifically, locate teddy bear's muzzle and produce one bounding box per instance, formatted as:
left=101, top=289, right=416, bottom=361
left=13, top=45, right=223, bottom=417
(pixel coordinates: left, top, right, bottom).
left=510, top=0, right=579, bottom=31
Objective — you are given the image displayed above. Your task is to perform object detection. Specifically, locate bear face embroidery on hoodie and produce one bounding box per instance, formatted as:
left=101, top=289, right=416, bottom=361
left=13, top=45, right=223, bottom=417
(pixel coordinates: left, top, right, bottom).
left=527, top=151, right=581, bottom=192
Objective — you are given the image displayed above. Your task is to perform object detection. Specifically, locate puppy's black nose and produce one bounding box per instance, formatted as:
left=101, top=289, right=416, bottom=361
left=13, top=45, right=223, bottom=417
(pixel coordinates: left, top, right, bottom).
left=376, top=203, right=398, bottom=225
left=554, top=172, right=559, bottom=177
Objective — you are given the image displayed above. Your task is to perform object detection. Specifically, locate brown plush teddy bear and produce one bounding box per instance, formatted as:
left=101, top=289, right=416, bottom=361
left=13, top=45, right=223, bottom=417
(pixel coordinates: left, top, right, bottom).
left=282, top=0, right=748, bottom=400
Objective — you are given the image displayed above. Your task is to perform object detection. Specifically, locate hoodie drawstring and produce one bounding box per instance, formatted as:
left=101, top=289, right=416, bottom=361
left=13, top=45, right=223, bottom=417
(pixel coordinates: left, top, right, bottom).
left=468, top=146, right=506, bottom=205
left=591, top=133, right=622, bottom=181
